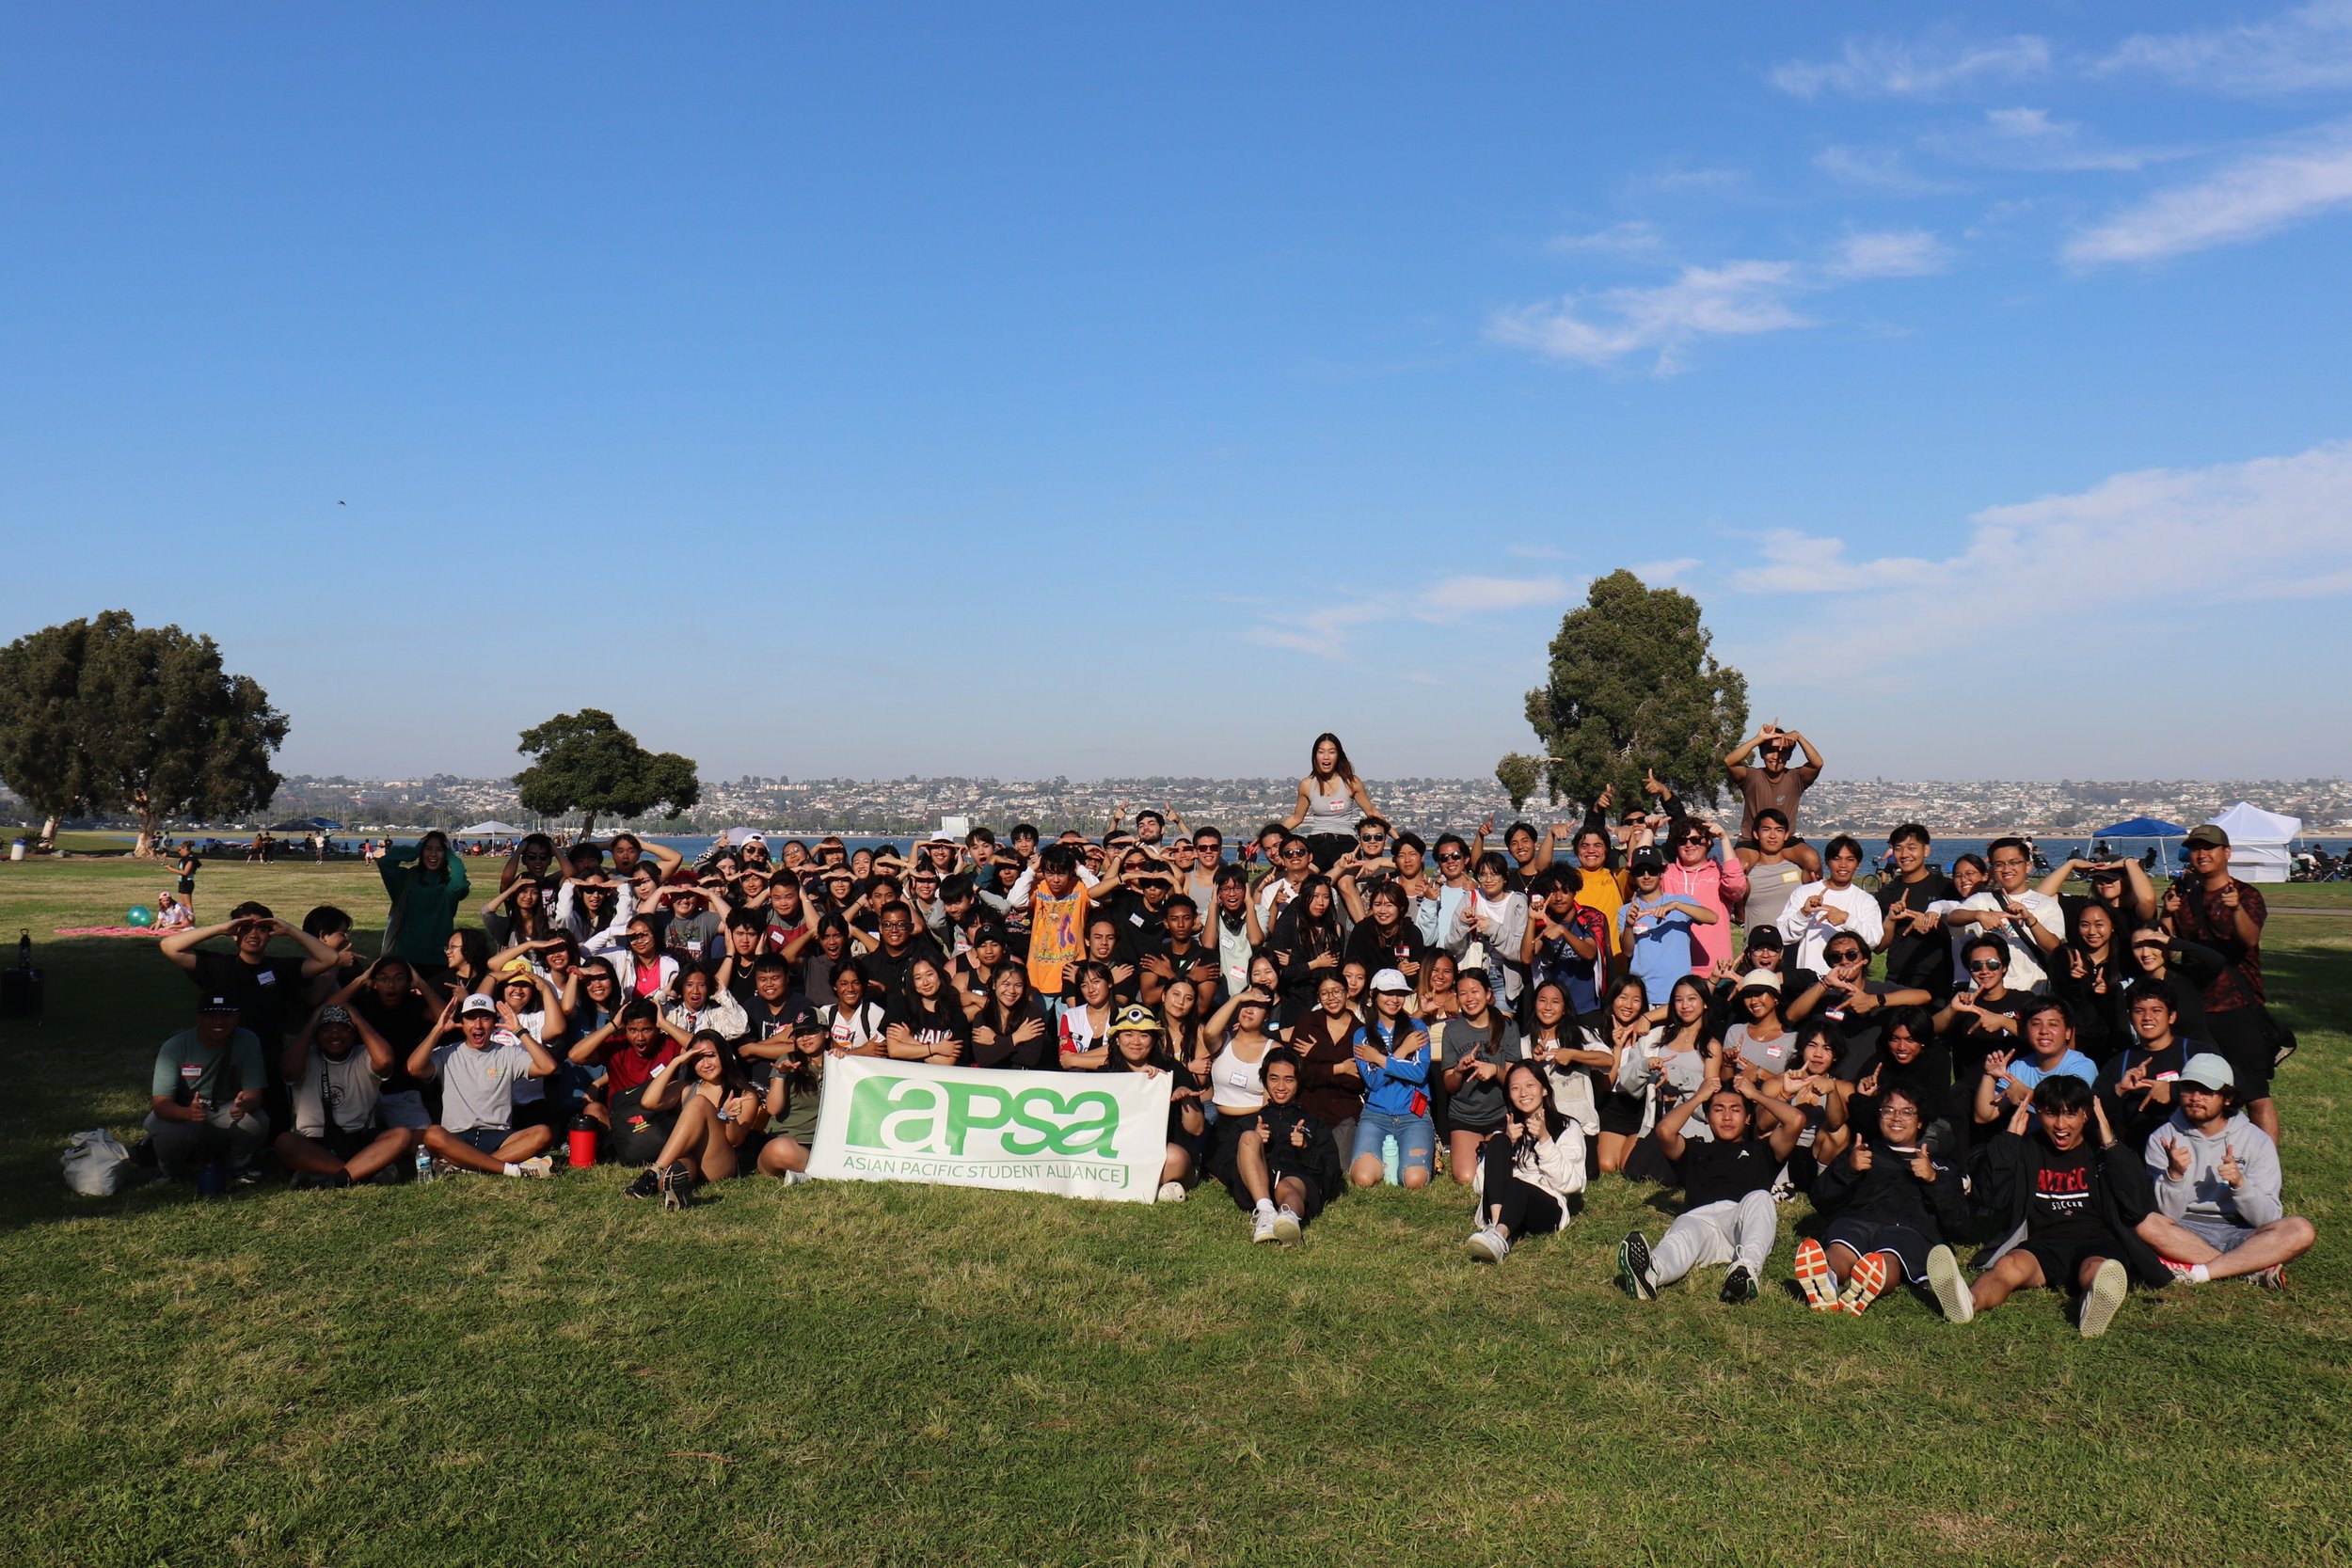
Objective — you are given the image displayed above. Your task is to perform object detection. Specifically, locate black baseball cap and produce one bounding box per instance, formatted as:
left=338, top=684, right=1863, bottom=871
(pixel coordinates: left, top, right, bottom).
left=198, top=994, right=240, bottom=1013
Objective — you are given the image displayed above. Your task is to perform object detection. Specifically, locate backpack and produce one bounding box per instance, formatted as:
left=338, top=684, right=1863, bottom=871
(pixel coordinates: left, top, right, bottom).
left=63, top=1129, right=135, bottom=1196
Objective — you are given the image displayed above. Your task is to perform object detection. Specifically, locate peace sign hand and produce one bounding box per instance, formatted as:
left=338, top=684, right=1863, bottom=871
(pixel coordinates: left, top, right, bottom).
left=2162, top=1135, right=2193, bottom=1180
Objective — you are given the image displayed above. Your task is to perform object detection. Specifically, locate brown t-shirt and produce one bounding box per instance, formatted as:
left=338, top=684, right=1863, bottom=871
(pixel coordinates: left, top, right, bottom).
left=1738, top=763, right=1821, bottom=839
left=1292, top=1009, right=1367, bottom=1130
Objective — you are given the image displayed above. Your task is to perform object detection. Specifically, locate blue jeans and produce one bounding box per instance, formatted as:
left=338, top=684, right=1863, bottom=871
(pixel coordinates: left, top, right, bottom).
left=1351, top=1106, right=1435, bottom=1181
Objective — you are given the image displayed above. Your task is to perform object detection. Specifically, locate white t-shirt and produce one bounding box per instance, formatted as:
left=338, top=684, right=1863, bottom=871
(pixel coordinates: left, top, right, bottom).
left=1952, top=889, right=2063, bottom=992
left=1775, top=880, right=1885, bottom=973
left=294, top=1046, right=384, bottom=1136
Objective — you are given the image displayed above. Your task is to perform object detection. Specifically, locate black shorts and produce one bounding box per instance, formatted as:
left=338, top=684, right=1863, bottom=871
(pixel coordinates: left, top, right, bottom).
left=1823, top=1217, right=1933, bottom=1281
left=315, top=1123, right=391, bottom=1161
left=2204, top=1008, right=2275, bottom=1101
left=177, top=878, right=196, bottom=895
left=1305, top=833, right=1355, bottom=873
left=450, top=1126, right=516, bottom=1155
left=2023, top=1234, right=2118, bottom=1290
left=1597, top=1090, right=1648, bottom=1137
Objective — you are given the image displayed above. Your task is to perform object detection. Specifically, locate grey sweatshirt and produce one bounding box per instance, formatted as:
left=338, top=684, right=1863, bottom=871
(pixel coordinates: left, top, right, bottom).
left=2143, top=1110, right=2283, bottom=1229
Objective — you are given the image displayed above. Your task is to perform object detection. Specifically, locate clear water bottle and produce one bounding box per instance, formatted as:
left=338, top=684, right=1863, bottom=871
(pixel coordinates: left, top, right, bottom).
left=414, top=1143, right=436, bottom=1184
left=1381, top=1133, right=1399, bottom=1185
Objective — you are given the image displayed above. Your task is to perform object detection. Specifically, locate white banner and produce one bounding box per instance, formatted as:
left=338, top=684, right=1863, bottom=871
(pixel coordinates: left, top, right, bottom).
left=807, top=1057, right=1172, bottom=1203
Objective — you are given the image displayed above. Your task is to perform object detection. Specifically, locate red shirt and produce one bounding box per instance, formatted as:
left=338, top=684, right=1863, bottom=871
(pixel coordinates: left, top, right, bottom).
left=604, top=1039, right=679, bottom=1097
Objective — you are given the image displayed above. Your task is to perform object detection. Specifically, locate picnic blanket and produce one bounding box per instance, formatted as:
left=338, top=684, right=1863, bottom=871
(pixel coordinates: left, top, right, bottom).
left=54, top=927, right=162, bottom=938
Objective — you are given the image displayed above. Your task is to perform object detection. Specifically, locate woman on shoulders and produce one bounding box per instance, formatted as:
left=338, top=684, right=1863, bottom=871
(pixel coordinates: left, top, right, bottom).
left=1283, top=733, right=1378, bottom=872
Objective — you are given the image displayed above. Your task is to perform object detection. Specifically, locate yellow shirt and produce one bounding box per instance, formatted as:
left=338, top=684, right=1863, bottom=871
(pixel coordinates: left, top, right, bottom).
left=1025, top=881, right=1092, bottom=995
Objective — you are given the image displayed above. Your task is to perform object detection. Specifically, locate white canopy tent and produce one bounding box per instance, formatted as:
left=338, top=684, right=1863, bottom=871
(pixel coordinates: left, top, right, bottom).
left=453, top=820, right=527, bottom=837
left=2205, top=801, right=2300, bottom=883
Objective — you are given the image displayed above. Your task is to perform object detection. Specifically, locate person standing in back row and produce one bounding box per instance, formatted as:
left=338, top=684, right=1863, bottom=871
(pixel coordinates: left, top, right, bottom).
left=2168, top=825, right=2280, bottom=1146
left=1724, top=721, right=1823, bottom=844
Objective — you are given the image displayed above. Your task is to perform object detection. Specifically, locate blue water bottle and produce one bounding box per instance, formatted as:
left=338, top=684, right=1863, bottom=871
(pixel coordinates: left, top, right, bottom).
left=414, top=1144, right=436, bottom=1185
left=1381, top=1133, right=1399, bottom=1185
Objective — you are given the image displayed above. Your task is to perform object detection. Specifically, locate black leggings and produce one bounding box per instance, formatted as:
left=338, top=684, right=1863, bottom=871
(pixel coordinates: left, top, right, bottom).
left=1479, top=1132, right=1565, bottom=1237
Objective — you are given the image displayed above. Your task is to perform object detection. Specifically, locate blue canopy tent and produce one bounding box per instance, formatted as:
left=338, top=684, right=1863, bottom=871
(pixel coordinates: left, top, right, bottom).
left=2087, top=816, right=2186, bottom=874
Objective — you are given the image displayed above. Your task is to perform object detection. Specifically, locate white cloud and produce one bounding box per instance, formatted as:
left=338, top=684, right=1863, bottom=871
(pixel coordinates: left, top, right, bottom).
left=1417, top=575, right=1569, bottom=618
left=1729, top=440, right=2352, bottom=673
left=1547, top=221, right=1662, bottom=255
left=1926, top=107, right=2168, bottom=173
left=1630, top=558, right=1702, bottom=586
left=1827, top=229, right=1950, bottom=278
left=2099, top=0, right=2352, bottom=95
left=1772, top=32, right=2052, bottom=100
left=1246, top=575, right=1571, bottom=657
left=1488, top=261, right=1809, bottom=373
left=1491, top=231, right=1947, bottom=372
left=1815, top=144, right=1963, bottom=195
left=2063, top=121, right=2352, bottom=263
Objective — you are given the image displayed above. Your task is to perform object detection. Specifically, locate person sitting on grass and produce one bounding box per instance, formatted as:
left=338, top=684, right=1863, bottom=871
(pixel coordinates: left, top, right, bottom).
left=2137, top=1053, right=2314, bottom=1289
left=1617, top=1076, right=1804, bottom=1307
left=628, top=1030, right=764, bottom=1209
left=753, top=1011, right=829, bottom=1184
left=1971, top=996, right=2098, bottom=1134
left=1104, top=1004, right=1206, bottom=1202
left=1957, top=1074, right=2166, bottom=1338
left=1794, top=1085, right=1970, bottom=1317
left=275, top=994, right=416, bottom=1189
left=569, top=999, right=685, bottom=1164
left=1219, top=1049, right=1343, bottom=1246
left=405, top=993, right=557, bottom=1178
left=1465, top=1061, right=1584, bottom=1263
left=146, top=992, right=272, bottom=1182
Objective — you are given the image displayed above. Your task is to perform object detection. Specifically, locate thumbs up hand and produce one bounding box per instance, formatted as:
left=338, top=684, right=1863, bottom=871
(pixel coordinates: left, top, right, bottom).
left=1850, top=1140, right=1873, bottom=1173
left=1910, top=1143, right=1935, bottom=1182
left=2218, top=1143, right=2245, bottom=1189
left=2163, top=1135, right=2192, bottom=1181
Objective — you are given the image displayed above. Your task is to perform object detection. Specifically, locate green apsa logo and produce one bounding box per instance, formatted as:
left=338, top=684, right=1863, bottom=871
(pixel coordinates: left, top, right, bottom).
left=844, top=1076, right=1122, bottom=1158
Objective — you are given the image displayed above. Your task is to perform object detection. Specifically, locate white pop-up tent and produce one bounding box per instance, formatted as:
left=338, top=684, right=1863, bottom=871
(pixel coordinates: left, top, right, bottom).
left=2205, top=801, right=2300, bottom=883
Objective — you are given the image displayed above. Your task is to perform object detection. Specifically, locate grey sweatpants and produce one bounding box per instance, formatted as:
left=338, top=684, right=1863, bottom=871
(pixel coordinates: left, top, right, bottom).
left=145, top=1107, right=271, bottom=1176
left=1652, top=1191, right=1778, bottom=1284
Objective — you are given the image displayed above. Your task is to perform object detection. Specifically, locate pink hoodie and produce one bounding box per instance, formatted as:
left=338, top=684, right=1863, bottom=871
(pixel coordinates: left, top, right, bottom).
left=1662, top=851, right=1748, bottom=974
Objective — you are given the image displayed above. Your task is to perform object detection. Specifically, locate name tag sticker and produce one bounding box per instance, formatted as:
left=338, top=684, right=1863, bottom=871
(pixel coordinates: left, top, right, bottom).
left=256, top=971, right=276, bottom=986
left=181, top=1064, right=204, bottom=1080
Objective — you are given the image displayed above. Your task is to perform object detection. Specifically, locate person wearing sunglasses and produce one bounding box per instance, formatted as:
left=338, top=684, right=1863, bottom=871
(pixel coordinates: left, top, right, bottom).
left=1251, top=833, right=1321, bottom=930
left=1659, top=817, right=1746, bottom=979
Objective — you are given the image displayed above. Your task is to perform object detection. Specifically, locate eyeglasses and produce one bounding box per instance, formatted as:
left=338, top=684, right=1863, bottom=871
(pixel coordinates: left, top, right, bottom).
left=1966, top=958, right=2006, bottom=972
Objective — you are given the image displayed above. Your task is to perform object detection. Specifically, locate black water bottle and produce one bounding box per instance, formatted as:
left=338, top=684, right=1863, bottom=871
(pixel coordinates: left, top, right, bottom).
left=15, top=930, right=26, bottom=970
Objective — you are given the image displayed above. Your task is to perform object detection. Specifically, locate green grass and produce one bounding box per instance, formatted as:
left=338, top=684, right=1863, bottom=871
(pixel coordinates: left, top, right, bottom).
left=1, top=860, right=2346, bottom=1567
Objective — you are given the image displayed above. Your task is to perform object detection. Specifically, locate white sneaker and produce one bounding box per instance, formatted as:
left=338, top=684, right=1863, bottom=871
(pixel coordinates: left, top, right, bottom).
left=780, top=1169, right=813, bottom=1186
left=1465, top=1226, right=1509, bottom=1263
left=1272, top=1206, right=1303, bottom=1244
left=1251, top=1210, right=1278, bottom=1243
left=516, top=1155, right=553, bottom=1180
left=1926, top=1244, right=1974, bottom=1323
left=1156, top=1180, right=1186, bottom=1203
left=2079, top=1258, right=2129, bottom=1338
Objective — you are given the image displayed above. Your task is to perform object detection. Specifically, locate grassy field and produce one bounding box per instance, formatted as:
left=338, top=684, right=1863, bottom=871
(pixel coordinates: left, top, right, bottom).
left=0, top=859, right=2345, bottom=1568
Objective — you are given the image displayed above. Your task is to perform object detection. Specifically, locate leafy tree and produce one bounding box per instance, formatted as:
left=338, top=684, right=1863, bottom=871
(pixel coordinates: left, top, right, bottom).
left=0, top=611, right=290, bottom=856
left=0, top=620, right=104, bottom=847
left=1513, top=569, right=1747, bottom=816
left=1495, top=752, right=1545, bottom=814
left=515, top=709, right=700, bottom=838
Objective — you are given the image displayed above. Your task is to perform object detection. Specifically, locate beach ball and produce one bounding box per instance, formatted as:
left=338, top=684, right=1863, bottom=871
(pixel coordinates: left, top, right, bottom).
left=127, top=905, right=154, bottom=927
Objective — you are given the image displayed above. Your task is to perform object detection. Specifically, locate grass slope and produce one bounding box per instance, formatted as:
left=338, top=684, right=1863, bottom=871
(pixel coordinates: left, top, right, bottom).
left=0, top=860, right=2345, bottom=1568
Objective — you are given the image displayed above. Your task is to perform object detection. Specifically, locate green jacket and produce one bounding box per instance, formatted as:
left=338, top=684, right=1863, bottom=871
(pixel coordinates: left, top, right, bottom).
left=379, top=848, right=472, bottom=967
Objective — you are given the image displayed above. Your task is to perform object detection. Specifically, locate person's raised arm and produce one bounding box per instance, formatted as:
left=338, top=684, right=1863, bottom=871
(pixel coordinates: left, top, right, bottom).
left=2119, top=859, right=2158, bottom=922
left=567, top=1015, right=620, bottom=1066
left=1653, top=1087, right=1706, bottom=1162
left=640, top=840, right=684, bottom=879
left=1742, top=1073, right=1806, bottom=1159
left=1784, top=728, right=1822, bottom=775
left=1280, top=780, right=1311, bottom=832
left=281, top=1006, right=320, bottom=1083
left=269, top=917, right=344, bottom=979
left=532, top=973, right=570, bottom=1037
left=1347, top=774, right=1378, bottom=821
left=2032, top=858, right=2082, bottom=899
left=349, top=1000, right=398, bottom=1076
left=1722, top=728, right=1764, bottom=780
left=406, top=996, right=459, bottom=1080
left=159, top=918, right=237, bottom=974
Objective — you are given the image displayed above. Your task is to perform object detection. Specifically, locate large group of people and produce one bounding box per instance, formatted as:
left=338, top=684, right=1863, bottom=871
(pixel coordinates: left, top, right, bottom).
left=137, top=728, right=2316, bottom=1333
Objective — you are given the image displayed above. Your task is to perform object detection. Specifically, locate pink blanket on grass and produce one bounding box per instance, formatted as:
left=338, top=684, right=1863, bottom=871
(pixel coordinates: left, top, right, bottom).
left=54, top=927, right=164, bottom=938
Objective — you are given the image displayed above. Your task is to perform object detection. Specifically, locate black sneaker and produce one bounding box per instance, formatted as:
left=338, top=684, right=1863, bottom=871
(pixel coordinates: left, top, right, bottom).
left=1616, top=1233, right=1658, bottom=1301
left=230, top=1164, right=269, bottom=1187
left=660, top=1162, right=693, bottom=1212
left=624, top=1167, right=660, bottom=1199
left=290, top=1170, right=354, bottom=1192
left=1720, top=1264, right=1759, bottom=1306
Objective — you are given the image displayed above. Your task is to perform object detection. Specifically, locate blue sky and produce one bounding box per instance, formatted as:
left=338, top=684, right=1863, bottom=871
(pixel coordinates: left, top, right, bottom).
left=6, top=4, right=2350, bottom=784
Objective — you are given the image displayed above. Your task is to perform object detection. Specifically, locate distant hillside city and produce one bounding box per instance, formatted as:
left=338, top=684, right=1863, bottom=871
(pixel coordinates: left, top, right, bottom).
left=26, top=771, right=2340, bottom=838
